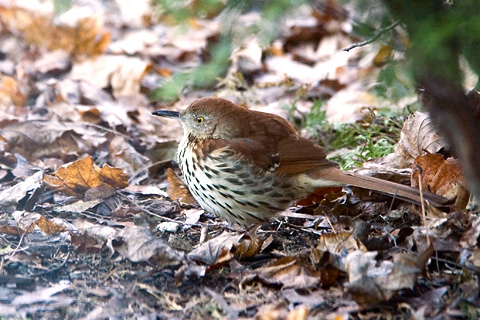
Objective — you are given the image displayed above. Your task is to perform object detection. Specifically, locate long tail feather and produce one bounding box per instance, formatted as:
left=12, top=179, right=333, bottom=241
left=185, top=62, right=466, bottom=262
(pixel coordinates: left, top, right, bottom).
left=307, top=167, right=449, bottom=206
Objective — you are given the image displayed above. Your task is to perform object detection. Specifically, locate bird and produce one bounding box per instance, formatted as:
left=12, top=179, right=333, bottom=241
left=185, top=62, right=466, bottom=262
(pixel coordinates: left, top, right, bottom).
left=152, top=97, right=448, bottom=226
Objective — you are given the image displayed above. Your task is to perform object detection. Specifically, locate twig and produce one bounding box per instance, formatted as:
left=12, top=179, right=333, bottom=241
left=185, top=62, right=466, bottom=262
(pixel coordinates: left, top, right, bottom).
left=8, top=220, right=34, bottom=258
left=324, top=213, right=336, bottom=234
left=416, top=165, right=430, bottom=245
left=343, top=21, right=401, bottom=52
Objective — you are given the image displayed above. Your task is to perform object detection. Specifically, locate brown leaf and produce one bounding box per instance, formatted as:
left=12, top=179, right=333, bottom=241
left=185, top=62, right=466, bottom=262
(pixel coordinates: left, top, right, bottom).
left=114, top=227, right=184, bottom=266
left=166, top=168, right=196, bottom=205
left=0, top=75, right=26, bottom=107
left=108, top=136, right=151, bottom=178
left=412, top=154, right=469, bottom=209
left=98, top=164, right=129, bottom=189
left=0, top=5, right=110, bottom=59
left=345, top=244, right=434, bottom=305
left=69, top=55, right=150, bottom=98
left=257, top=256, right=321, bottom=289
left=234, top=234, right=264, bottom=260
left=386, top=112, right=447, bottom=168
left=187, top=232, right=238, bottom=266
left=0, top=121, right=99, bottom=161
left=0, top=171, right=44, bottom=213
left=0, top=221, right=21, bottom=236
left=13, top=212, right=65, bottom=235
left=84, top=184, right=117, bottom=201
left=45, top=156, right=129, bottom=197
left=33, top=215, right=66, bottom=236
left=187, top=232, right=267, bottom=267
left=54, top=156, right=102, bottom=195
left=316, top=231, right=366, bottom=254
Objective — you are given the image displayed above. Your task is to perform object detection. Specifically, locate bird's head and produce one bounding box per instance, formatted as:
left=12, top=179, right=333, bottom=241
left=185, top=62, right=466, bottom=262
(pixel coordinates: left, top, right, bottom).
left=152, top=97, right=244, bottom=140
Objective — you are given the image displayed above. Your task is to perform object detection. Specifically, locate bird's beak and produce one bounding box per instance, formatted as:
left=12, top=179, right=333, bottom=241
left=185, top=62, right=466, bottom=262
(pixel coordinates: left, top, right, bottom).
left=152, top=110, right=180, bottom=118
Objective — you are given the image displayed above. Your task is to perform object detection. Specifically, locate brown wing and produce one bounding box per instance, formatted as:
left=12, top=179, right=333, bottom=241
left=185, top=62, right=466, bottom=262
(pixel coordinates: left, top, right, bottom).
left=199, top=102, right=338, bottom=174
left=198, top=134, right=338, bottom=175
left=197, top=138, right=279, bottom=171
left=275, top=136, right=339, bottom=175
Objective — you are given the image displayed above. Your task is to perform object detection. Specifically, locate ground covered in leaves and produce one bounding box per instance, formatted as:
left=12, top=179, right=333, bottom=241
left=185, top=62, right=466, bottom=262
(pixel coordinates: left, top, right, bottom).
left=0, top=1, right=479, bottom=319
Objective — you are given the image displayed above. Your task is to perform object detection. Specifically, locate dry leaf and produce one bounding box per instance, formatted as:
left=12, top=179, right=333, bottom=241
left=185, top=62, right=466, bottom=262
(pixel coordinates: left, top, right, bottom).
left=109, top=136, right=151, bottom=177
left=386, top=112, right=447, bottom=168
left=0, top=171, right=44, bottom=213
left=257, top=256, right=321, bottom=289
left=12, top=283, right=71, bottom=306
left=98, top=164, right=129, bottom=189
left=45, top=156, right=129, bottom=197
left=316, top=231, right=366, bottom=254
left=115, top=0, right=152, bottom=27
left=230, top=38, right=263, bottom=74
left=412, top=154, right=469, bottom=209
left=0, top=75, right=26, bottom=107
left=166, top=168, right=196, bottom=205
left=69, top=55, right=150, bottom=97
left=52, top=156, right=102, bottom=194
left=12, top=211, right=65, bottom=235
left=32, top=215, right=66, bottom=236
left=234, top=234, right=264, bottom=259
left=0, top=121, right=102, bottom=161
left=325, top=83, right=378, bottom=124
left=187, top=232, right=263, bottom=267
left=115, top=227, right=184, bottom=266
left=344, top=244, right=434, bottom=305
left=188, top=232, right=237, bottom=266
left=296, top=187, right=343, bottom=206
left=0, top=3, right=110, bottom=59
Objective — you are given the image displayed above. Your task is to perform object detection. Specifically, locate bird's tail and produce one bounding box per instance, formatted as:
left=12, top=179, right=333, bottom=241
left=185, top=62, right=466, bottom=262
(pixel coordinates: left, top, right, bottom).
left=306, top=167, right=449, bottom=206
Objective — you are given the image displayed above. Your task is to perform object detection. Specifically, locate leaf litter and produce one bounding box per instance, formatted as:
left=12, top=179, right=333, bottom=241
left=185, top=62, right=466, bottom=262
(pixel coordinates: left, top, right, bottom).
left=0, top=0, right=478, bottom=319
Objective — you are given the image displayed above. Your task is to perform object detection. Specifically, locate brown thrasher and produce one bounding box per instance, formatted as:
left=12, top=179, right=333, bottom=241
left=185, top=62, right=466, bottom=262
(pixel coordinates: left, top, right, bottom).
left=153, top=97, right=447, bottom=225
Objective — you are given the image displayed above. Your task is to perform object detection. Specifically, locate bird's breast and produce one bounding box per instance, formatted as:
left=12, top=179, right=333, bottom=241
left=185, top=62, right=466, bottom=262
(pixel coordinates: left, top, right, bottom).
left=176, top=140, right=312, bottom=225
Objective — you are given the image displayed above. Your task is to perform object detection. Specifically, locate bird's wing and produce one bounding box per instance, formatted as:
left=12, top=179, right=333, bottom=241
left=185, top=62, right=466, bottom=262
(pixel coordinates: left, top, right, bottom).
left=197, top=138, right=280, bottom=172
left=197, top=135, right=338, bottom=175
left=275, top=136, right=339, bottom=175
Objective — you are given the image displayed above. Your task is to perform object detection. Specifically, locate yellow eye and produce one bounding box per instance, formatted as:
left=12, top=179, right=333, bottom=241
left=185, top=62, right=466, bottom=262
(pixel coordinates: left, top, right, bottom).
left=195, top=117, right=204, bottom=124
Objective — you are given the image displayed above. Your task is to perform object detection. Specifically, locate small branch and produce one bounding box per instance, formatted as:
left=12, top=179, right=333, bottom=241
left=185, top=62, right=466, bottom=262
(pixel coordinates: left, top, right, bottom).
left=343, top=21, right=401, bottom=52
left=417, top=165, right=430, bottom=246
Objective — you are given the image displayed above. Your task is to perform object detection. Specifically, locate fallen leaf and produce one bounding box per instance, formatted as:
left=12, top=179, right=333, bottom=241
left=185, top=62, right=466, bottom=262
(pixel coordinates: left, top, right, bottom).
left=0, top=75, right=26, bottom=107
left=257, top=256, right=321, bottom=289
left=32, top=215, right=66, bottom=236
left=0, top=171, right=44, bottom=213
left=109, top=136, right=151, bottom=177
left=344, top=243, right=434, bottom=305
left=188, top=232, right=246, bottom=267
left=316, top=231, right=366, bottom=255
left=412, top=153, right=469, bottom=209
left=114, top=227, right=184, bottom=266
left=385, top=112, right=447, bottom=168
left=166, top=168, right=196, bottom=205
left=69, top=55, right=150, bottom=97
left=0, top=120, right=101, bottom=161
left=45, top=156, right=129, bottom=198
left=0, top=3, right=110, bottom=59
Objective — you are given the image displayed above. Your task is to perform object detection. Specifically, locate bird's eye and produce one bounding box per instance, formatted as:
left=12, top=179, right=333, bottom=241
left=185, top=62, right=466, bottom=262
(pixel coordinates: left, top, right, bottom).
left=195, top=117, right=204, bottom=124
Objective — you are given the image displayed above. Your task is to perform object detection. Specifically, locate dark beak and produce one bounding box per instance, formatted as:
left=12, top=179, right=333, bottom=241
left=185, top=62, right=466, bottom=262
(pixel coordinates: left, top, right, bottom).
left=152, top=110, right=180, bottom=118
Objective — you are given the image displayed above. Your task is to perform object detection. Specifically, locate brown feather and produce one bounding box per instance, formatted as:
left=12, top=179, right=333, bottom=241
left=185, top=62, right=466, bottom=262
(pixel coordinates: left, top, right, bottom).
left=307, top=166, right=448, bottom=205
left=197, top=138, right=278, bottom=171
left=276, top=136, right=339, bottom=175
